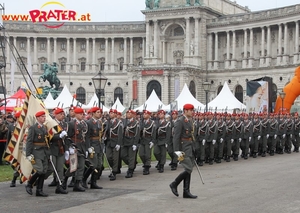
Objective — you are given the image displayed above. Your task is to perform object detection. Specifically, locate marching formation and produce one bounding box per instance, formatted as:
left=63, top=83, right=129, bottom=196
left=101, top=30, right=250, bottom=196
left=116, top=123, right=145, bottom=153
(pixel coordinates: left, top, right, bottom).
left=5, top=104, right=300, bottom=199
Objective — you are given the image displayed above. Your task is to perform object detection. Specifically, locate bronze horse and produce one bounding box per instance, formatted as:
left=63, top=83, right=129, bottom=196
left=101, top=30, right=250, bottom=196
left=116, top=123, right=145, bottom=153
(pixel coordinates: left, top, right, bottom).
left=39, top=63, right=60, bottom=90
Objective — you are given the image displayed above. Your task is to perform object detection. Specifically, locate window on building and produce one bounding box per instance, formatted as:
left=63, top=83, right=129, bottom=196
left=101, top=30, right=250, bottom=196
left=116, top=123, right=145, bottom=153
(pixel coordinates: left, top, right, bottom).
left=120, top=43, right=124, bottom=50
left=61, top=42, right=66, bottom=50
left=114, top=87, right=123, bottom=104
left=139, top=42, right=143, bottom=49
left=147, top=80, right=161, bottom=100
left=40, top=63, right=45, bottom=70
left=80, top=62, right=86, bottom=71
left=189, top=81, right=196, bottom=98
left=174, top=27, right=184, bottom=36
left=76, top=87, right=86, bottom=104
left=176, top=59, right=181, bottom=65
left=120, top=62, right=123, bottom=71
left=100, top=62, right=105, bottom=70
left=81, top=43, right=86, bottom=50
left=235, top=85, right=243, bottom=103
left=20, top=41, right=25, bottom=49
left=61, top=62, right=66, bottom=71
left=100, top=43, right=105, bottom=50
left=40, top=42, right=46, bottom=50
left=217, top=86, right=223, bottom=95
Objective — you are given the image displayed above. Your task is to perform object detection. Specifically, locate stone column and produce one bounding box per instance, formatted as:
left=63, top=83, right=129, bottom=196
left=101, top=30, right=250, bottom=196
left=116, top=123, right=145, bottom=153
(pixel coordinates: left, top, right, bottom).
left=47, top=37, right=50, bottom=63
left=111, top=38, right=115, bottom=71
left=154, top=20, right=158, bottom=58
left=283, top=23, right=289, bottom=64
left=185, top=17, right=190, bottom=58
left=249, top=28, right=254, bottom=68
left=66, top=38, right=70, bottom=72
left=162, top=41, right=166, bottom=63
left=27, top=37, right=30, bottom=61
left=123, top=37, right=127, bottom=70
left=225, top=31, right=230, bottom=69
left=53, top=37, right=57, bottom=63
left=207, top=33, right=213, bottom=69
left=266, top=26, right=271, bottom=66
left=277, top=24, right=282, bottom=65
left=260, top=27, right=265, bottom=66
left=145, top=21, right=150, bottom=58
left=142, top=37, right=145, bottom=59
left=294, top=21, right=299, bottom=63
left=194, top=17, right=199, bottom=56
left=73, top=38, right=77, bottom=71
left=92, top=38, right=96, bottom=72
left=86, top=38, right=89, bottom=71
left=33, top=37, right=38, bottom=71
left=242, top=29, right=248, bottom=68
left=6, top=37, right=11, bottom=70
left=232, top=31, right=236, bottom=68
left=104, top=38, right=109, bottom=70
left=130, top=37, right=133, bottom=65
left=163, top=74, right=169, bottom=105
left=213, top=32, right=219, bottom=68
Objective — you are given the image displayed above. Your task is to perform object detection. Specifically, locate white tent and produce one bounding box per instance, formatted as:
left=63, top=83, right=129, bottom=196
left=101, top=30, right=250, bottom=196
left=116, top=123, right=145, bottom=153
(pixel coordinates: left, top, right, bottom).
left=44, top=85, right=88, bottom=109
left=111, top=97, right=125, bottom=113
left=134, top=90, right=167, bottom=112
left=163, top=83, right=205, bottom=111
left=85, top=93, right=110, bottom=112
left=43, top=92, right=54, bottom=108
left=207, top=81, right=246, bottom=112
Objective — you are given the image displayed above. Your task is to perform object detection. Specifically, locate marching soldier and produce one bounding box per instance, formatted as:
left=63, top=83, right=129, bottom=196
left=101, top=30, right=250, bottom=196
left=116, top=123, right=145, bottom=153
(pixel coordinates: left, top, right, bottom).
left=259, top=113, right=269, bottom=157
left=169, top=103, right=197, bottom=199
left=46, top=108, right=68, bottom=194
left=285, top=113, right=294, bottom=154
left=66, top=107, right=88, bottom=192
left=215, top=113, right=226, bottom=163
left=154, top=110, right=171, bottom=173
left=106, top=109, right=123, bottom=181
left=241, top=113, right=252, bottom=159
left=83, top=106, right=104, bottom=189
left=250, top=113, right=262, bottom=158
left=139, top=110, right=156, bottom=175
left=276, top=113, right=287, bottom=154
left=196, top=113, right=207, bottom=166
left=267, top=113, right=278, bottom=156
left=224, top=114, right=234, bottom=162
left=232, top=114, right=243, bottom=161
left=168, top=110, right=179, bottom=170
left=25, top=111, right=50, bottom=197
left=205, top=112, right=218, bottom=165
left=121, top=109, right=140, bottom=178
left=293, top=112, right=300, bottom=152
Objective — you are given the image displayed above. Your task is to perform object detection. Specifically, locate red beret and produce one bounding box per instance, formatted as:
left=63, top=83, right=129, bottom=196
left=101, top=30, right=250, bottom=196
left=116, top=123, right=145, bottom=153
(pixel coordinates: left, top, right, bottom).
left=35, top=111, right=45, bottom=117
left=295, top=112, right=299, bottom=116
left=14, top=111, right=21, bottom=118
left=54, top=108, right=64, bottom=115
left=109, top=109, right=118, bottom=114
left=144, top=110, right=151, bottom=115
left=183, top=104, right=194, bottom=110
left=171, top=110, right=178, bottom=115
left=74, top=107, right=84, bottom=114
left=126, top=109, right=135, bottom=114
left=117, top=111, right=122, bottom=116
left=69, top=106, right=76, bottom=111
left=158, top=110, right=166, bottom=115
left=90, top=107, right=102, bottom=113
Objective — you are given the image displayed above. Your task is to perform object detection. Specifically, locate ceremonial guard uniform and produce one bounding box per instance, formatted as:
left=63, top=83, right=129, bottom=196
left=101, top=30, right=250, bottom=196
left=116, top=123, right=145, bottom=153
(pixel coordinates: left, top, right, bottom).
left=241, top=114, right=252, bottom=159
left=293, top=113, right=300, bottom=152
left=121, top=110, right=140, bottom=178
left=215, top=114, right=226, bottom=163
left=232, top=114, right=244, bottom=161
left=265, top=114, right=278, bottom=155
left=154, top=110, right=171, bottom=173
left=66, top=107, right=88, bottom=192
left=170, top=103, right=197, bottom=199
left=250, top=114, right=262, bottom=158
left=276, top=114, right=287, bottom=154
left=168, top=111, right=179, bottom=170
left=25, top=111, right=50, bottom=197
left=195, top=113, right=207, bottom=166
left=285, top=114, right=294, bottom=153
left=106, top=109, right=123, bottom=180
left=205, top=112, right=218, bottom=165
left=83, top=107, right=104, bottom=189
left=224, top=114, right=234, bottom=162
left=259, top=114, right=269, bottom=157
left=139, top=110, right=156, bottom=175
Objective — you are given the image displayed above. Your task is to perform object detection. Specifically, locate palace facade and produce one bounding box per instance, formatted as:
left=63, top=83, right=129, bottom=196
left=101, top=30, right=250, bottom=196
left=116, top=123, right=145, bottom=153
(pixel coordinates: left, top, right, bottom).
left=2, top=0, right=300, bottom=110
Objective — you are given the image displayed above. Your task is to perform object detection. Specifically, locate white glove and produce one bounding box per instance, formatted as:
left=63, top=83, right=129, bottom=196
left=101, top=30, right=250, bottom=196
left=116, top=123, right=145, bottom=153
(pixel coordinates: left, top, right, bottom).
left=299, top=133, right=300, bottom=137
left=59, top=130, right=67, bottom=138
left=26, top=155, right=33, bottom=161
left=249, top=137, right=251, bottom=141
left=258, top=136, right=261, bottom=140
left=212, top=139, right=216, bottom=145
left=69, top=147, right=75, bottom=155
left=202, top=139, right=205, bottom=145
left=149, top=142, right=154, bottom=149
left=274, top=135, right=277, bottom=139
left=85, top=151, right=88, bottom=158
left=88, top=147, right=93, bottom=153
left=266, top=134, right=269, bottom=139
left=239, top=138, right=242, bottom=142
left=231, top=139, right=234, bottom=143
left=165, top=143, right=168, bottom=148
left=283, top=134, right=286, bottom=139
left=115, top=144, right=120, bottom=151
left=290, top=134, right=293, bottom=138
left=220, top=138, right=223, bottom=143
left=132, top=145, right=137, bottom=151
left=64, top=151, right=70, bottom=161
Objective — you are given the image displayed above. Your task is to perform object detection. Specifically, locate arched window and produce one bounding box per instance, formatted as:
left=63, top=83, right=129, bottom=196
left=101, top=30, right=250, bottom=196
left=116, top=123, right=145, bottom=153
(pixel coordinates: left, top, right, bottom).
left=235, top=85, right=243, bottom=103
left=217, top=86, right=223, bottom=95
left=76, top=87, right=86, bottom=104
left=147, top=80, right=161, bottom=100
left=174, top=27, right=184, bottom=36
left=114, top=87, right=123, bottom=104
left=189, top=81, right=196, bottom=98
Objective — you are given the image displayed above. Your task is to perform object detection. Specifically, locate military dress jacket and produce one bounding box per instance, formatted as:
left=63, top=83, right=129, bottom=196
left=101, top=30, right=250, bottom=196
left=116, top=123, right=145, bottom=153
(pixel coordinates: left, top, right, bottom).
left=86, top=118, right=103, bottom=153
left=50, top=119, right=68, bottom=156
left=107, top=118, right=123, bottom=148
left=123, top=118, right=140, bottom=146
left=156, top=119, right=171, bottom=146
left=140, top=119, right=156, bottom=145
left=67, top=119, right=88, bottom=154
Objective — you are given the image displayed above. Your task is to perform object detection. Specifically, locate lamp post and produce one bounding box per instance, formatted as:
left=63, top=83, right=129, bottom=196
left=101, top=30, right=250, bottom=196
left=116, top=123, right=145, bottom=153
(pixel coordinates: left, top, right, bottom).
left=279, top=91, right=286, bottom=113
left=203, top=80, right=211, bottom=112
left=92, top=71, right=108, bottom=108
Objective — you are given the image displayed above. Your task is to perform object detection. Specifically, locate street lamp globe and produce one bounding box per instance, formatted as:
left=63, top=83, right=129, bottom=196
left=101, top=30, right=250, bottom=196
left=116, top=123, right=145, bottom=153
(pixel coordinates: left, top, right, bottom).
left=92, top=71, right=108, bottom=108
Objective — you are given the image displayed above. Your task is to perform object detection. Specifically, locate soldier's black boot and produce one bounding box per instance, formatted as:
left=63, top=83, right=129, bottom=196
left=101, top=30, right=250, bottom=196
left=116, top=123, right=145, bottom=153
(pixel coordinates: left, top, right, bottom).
left=169, top=171, right=186, bottom=197
left=143, top=166, right=150, bottom=175
left=48, top=176, right=57, bottom=187
left=216, top=158, right=221, bottom=163
left=90, top=172, right=103, bottom=189
left=197, top=160, right=204, bottom=166
left=209, top=158, right=214, bottom=165
left=109, top=172, right=117, bottom=181
left=233, top=154, right=238, bottom=161
left=25, top=173, right=40, bottom=195
left=68, top=176, right=75, bottom=187
left=125, top=169, right=133, bottom=178
left=183, top=172, right=197, bottom=199
left=61, top=176, right=68, bottom=190
left=261, top=151, right=266, bottom=157
left=159, top=165, right=164, bottom=173
left=155, top=161, right=160, bottom=170
left=171, top=163, right=177, bottom=171
left=10, top=172, right=19, bottom=187
left=73, top=180, right=85, bottom=192
left=55, top=184, right=68, bottom=194
left=36, top=175, right=48, bottom=197
left=82, top=167, right=93, bottom=189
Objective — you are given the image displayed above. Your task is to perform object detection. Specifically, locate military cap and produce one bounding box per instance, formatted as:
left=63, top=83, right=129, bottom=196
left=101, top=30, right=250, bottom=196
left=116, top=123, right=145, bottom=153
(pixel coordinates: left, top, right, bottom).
left=35, top=111, right=45, bottom=117
left=54, top=108, right=64, bottom=115
left=74, top=107, right=84, bottom=114
left=183, top=104, right=194, bottom=110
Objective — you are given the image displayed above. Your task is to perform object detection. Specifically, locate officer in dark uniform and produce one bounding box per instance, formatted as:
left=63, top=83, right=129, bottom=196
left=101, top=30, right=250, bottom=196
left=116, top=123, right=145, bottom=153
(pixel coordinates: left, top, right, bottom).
left=66, top=107, right=88, bottom=192
left=267, top=113, right=278, bottom=156
left=241, top=113, right=252, bottom=159
left=46, top=108, right=68, bottom=194
left=25, top=111, right=50, bottom=197
left=139, top=110, right=156, bottom=175
left=224, top=113, right=234, bottom=162
left=168, top=110, right=178, bottom=170
left=106, top=109, right=123, bottom=181
left=121, top=109, right=140, bottom=178
left=285, top=113, right=294, bottom=153
left=250, top=113, right=262, bottom=158
left=232, top=114, right=244, bottom=161
left=293, top=112, right=300, bottom=152
left=215, top=113, right=226, bottom=163
left=154, top=110, right=171, bottom=173
left=259, top=113, right=269, bottom=157
left=205, top=112, right=218, bottom=165
left=196, top=113, right=207, bottom=166
left=276, top=113, right=287, bottom=154
left=82, top=106, right=103, bottom=189
left=169, top=103, right=197, bottom=199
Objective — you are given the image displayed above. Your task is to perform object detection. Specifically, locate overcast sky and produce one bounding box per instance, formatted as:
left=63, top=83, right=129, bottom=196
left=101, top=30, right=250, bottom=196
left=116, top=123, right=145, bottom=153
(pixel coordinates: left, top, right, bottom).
left=1, top=0, right=299, bottom=22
